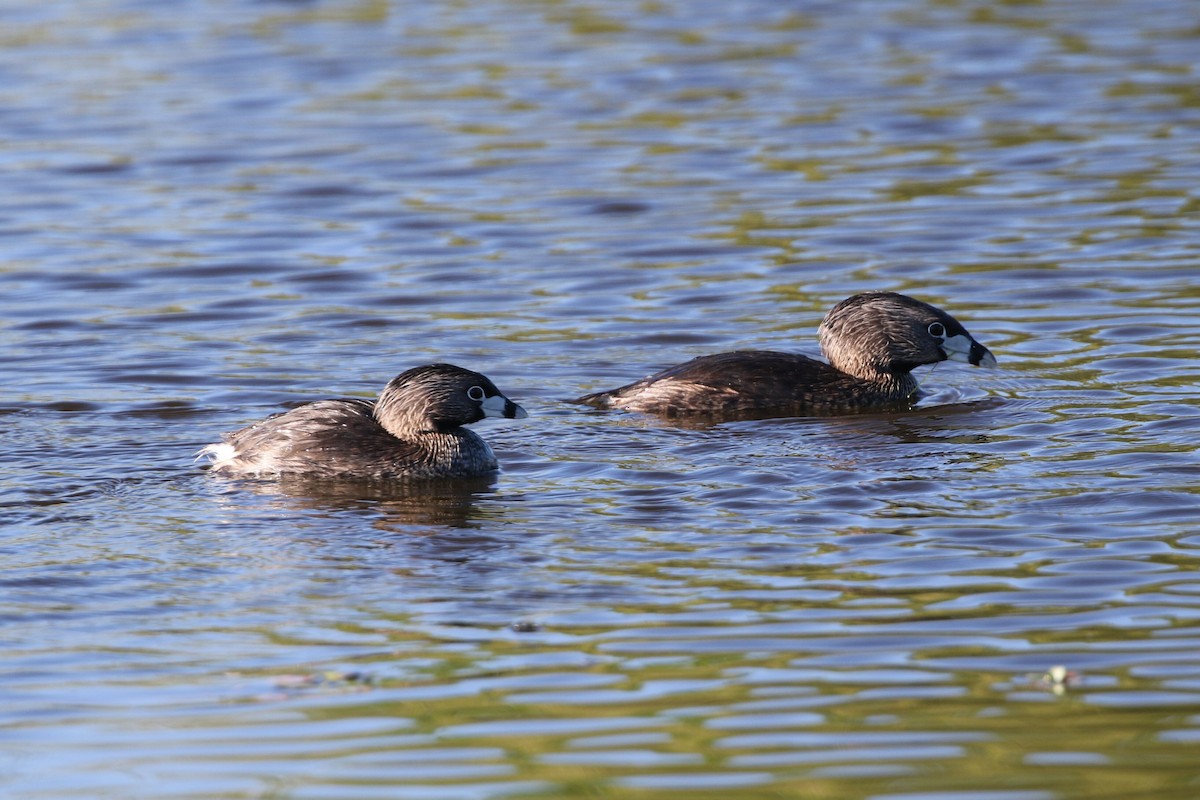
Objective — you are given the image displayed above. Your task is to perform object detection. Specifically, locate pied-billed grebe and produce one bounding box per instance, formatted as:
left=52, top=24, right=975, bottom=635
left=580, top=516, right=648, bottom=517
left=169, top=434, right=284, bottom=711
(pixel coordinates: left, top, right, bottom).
left=199, top=363, right=527, bottom=479
left=575, top=292, right=996, bottom=418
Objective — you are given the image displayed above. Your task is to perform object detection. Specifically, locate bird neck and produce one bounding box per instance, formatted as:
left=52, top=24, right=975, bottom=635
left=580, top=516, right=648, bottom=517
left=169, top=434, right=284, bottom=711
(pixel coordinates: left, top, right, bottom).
left=827, top=352, right=919, bottom=399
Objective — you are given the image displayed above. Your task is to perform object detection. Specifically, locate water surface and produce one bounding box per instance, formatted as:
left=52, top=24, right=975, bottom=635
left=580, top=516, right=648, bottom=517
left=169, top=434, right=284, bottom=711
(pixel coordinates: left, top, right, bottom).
left=2, top=1, right=1199, bottom=798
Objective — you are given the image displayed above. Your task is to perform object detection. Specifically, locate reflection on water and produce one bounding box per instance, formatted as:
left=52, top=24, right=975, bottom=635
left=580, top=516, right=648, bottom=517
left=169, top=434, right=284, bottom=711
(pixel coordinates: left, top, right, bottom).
left=216, top=473, right=498, bottom=529
left=2, top=0, right=1200, bottom=798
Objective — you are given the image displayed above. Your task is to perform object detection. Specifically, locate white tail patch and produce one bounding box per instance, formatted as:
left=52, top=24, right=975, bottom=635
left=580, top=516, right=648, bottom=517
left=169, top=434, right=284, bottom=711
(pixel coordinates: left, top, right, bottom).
left=195, top=442, right=236, bottom=468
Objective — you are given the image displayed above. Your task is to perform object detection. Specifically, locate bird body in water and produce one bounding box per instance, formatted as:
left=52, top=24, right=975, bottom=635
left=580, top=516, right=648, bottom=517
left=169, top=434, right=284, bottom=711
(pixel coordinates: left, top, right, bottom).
left=575, top=292, right=996, bottom=419
left=200, top=364, right=527, bottom=479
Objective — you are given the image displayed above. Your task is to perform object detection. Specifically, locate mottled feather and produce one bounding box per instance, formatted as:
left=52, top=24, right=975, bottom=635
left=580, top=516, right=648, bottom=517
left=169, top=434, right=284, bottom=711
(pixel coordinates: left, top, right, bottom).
left=200, top=364, right=526, bottom=479
left=576, top=293, right=994, bottom=419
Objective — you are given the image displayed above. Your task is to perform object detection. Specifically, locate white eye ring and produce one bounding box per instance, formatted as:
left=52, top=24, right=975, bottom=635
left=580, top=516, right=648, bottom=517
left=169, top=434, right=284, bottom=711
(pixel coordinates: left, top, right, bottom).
left=467, top=385, right=486, bottom=401
left=927, top=322, right=946, bottom=338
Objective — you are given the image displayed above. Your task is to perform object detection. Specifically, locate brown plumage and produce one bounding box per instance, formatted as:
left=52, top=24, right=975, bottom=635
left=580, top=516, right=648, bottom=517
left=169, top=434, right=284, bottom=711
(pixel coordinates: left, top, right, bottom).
left=575, top=292, right=996, bottom=419
left=200, top=364, right=527, bottom=479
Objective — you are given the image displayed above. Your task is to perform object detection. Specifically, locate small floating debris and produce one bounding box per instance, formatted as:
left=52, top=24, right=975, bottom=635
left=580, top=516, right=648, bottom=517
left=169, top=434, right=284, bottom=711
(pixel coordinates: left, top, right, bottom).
left=1036, top=664, right=1081, bottom=696
left=274, top=670, right=372, bottom=688
left=511, top=620, right=543, bottom=633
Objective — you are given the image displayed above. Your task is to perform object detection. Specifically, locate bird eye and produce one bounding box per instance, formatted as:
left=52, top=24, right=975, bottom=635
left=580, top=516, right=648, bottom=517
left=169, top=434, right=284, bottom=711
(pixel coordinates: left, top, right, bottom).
left=927, top=322, right=946, bottom=338
left=466, top=385, right=486, bottom=401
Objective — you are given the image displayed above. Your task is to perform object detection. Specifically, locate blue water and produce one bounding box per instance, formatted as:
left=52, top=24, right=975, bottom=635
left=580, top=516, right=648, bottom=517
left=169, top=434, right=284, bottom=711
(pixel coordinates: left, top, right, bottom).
left=2, top=1, right=1199, bottom=798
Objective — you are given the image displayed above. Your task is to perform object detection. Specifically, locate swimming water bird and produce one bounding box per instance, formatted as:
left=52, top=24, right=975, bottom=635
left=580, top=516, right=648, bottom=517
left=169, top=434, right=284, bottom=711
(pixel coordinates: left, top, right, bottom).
left=575, top=292, right=996, bottom=418
left=200, top=364, right=527, bottom=479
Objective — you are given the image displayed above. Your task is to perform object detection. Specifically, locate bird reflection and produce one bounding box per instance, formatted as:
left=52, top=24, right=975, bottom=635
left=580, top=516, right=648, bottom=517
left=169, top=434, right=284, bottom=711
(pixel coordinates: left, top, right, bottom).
left=227, top=473, right=498, bottom=529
